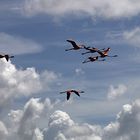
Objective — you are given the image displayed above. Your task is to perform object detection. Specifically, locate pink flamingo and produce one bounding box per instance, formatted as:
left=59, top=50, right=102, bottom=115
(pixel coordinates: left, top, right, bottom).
left=65, top=39, right=86, bottom=51
left=60, top=89, right=84, bottom=100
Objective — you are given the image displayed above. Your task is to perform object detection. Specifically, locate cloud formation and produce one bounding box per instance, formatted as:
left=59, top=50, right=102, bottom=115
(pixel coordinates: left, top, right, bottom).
left=23, top=0, right=140, bottom=19
left=7, top=97, right=60, bottom=140
left=44, top=99, right=140, bottom=140
left=44, top=110, right=102, bottom=140
left=75, top=68, right=85, bottom=76
left=17, top=98, right=45, bottom=140
left=0, top=32, right=42, bottom=55
left=0, top=98, right=140, bottom=140
left=123, top=27, right=140, bottom=47
left=107, top=84, right=127, bottom=100
left=103, top=99, right=140, bottom=140
left=0, top=121, right=8, bottom=140
left=0, top=59, right=57, bottom=107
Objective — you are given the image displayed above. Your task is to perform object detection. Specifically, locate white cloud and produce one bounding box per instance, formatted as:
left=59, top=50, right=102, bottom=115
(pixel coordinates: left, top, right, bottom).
left=1, top=98, right=140, bottom=140
left=33, top=128, right=44, bottom=140
left=107, top=84, right=127, bottom=100
left=44, top=99, right=140, bottom=140
left=103, top=99, right=140, bottom=140
left=0, top=121, right=8, bottom=140
left=0, top=59, right=58, bottom=107
left=75, top=68, right=85, bottom=76
left=45, top=100, right=140, bottom=140
left=0, top=32, right=42, bottom=55
left=23, top=0, right=140, bottom=19
left=123, top=27, right=140, bottom=47
left=17, top=98, right=45, bottom=140
left=44, top=110, right=102, bottom=140
left=7, top=97, right=57, bottom=140
left=8, top=110, right=23, bottom=123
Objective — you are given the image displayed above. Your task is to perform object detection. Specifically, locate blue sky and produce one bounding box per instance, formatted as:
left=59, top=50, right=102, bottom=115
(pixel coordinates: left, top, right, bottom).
left=0, top=0, right=140, bottom=140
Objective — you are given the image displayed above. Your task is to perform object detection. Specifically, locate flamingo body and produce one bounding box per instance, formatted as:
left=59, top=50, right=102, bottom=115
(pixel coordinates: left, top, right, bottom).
left=0, top=54, right=14, bottom=61
left=60, top=89, right=84, bottom=100
left=66, top=39, right=85, bottom=51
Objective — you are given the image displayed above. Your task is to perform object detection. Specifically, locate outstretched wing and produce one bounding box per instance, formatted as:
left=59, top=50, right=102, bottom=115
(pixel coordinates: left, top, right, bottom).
left=0, top=54, right=4, bottom=58
left=71, top=90, right=80, bottom=97
left=60, top=91, right=66, bottom=94
left=67, top=93, right=71, bottom=100
left=4, top=55, right=9, bottom=61
left=74, top=92, right=80, bottom=97
left=67, top=39, right=77, bottom=46
left=10, top=56, right=14, bottom=58
left=66, top=39, right=80, bottom=49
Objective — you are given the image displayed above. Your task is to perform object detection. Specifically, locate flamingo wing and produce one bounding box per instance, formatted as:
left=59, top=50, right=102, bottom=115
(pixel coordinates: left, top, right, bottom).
left=71, top=90, right=80, bottom=97
left=10, top=56, right=14, bottom=58
left=60, top=91, right=66, bottom=94
left=67, top=93, right=71, bottom=100
left=67, top=39, right=77, bottom=45
left=0, top=54, right=4, bottom=58
left=66, top=39, right=79, bottom=49
left=74, top=91, right=80, bottom=97
left=5, top=55, right=9, bottom=61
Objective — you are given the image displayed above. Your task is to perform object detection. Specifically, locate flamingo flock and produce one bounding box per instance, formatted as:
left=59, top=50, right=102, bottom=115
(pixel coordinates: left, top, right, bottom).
left=59, top=39, right=118, bottom=100
left=66, top=39, right=118, bottom=64
left=0, top=39, right=118, bottom=101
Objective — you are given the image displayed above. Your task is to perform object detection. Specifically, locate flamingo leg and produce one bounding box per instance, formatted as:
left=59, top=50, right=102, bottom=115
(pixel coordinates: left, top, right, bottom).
left=82, top=60, right=91, bottom=63
left=82, top=51, right=91, bottom=55
left=65, top=48, right=74, bottom=51
left=98, top=59, right=106, bottom=61
left=60, top=92, right=66, bottom=94
left=107, top=55, right=118, bottom=57
left=67, top=93, right=71, bottom=100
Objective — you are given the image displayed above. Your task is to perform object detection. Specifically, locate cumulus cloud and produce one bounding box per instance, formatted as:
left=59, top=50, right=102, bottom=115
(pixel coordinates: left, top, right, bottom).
left=0, top=121, right=8, bottom=140
left=32, top=128, right=44, bottom=140
left=17, top=98, right=45, bottom=140
left=44, top=100, right=140, bottom=140
left=107, top=84, right=127, bottom=100
left=23, top=0, right=140, bottom=19
left=0, top=32, right=42, bottom=55
left=0, top=59, right=57, bottom=107
left=7, top=97, right=57, bottom=140
left=0, top=99, right=140, bottom=140
left=103, top=99, right=140, bottom=140
left=123, top=27, right=140, bottom=47
left=44, top=110, right=102, bottom=140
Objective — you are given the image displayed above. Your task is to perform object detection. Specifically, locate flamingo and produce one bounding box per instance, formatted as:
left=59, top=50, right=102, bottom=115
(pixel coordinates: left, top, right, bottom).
left=0, top=54, right=14, bottom=61
left=82, top=56, right=105, bottom=63
left=65, top=39, right=86, bottom=51
left=60, top=89, right=84, bottom=100
left=82, top=46, right=105, bottom=55
left=97, top=48, right=118, bottom=58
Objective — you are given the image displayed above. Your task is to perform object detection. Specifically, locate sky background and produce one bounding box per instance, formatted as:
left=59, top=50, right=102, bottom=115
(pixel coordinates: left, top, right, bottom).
left=0, top=0, right=140, bottom=140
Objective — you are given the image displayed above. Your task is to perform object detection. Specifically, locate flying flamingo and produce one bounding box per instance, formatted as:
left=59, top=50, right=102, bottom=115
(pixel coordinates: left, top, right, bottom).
left=0, top=54, right=14, bottom=61
left=60, top=89, right=84, bottom=100
left=82, top=56, right=105, bottom=63
left=97, top=48, right=118, bottom=58
left=82, top=46, right=105, bottom=55
left=65, top=39, right=86, bottom=51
